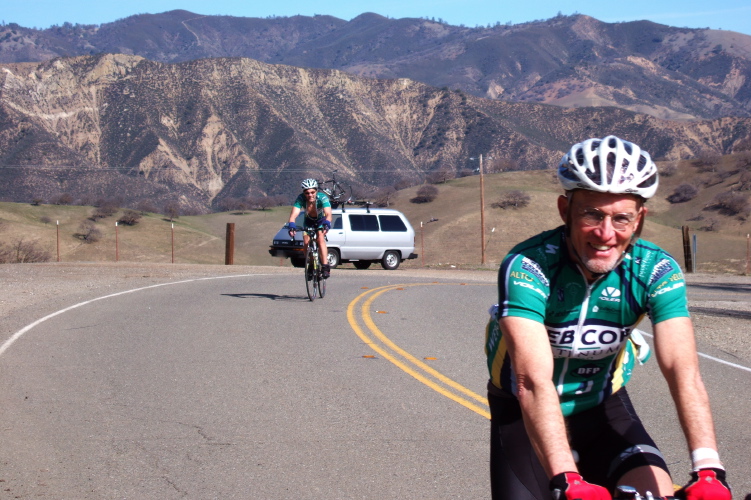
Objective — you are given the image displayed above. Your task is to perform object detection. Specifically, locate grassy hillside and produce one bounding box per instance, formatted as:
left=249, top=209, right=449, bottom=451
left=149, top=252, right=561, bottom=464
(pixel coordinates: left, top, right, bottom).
left=3, top=156, right=751, bottom=274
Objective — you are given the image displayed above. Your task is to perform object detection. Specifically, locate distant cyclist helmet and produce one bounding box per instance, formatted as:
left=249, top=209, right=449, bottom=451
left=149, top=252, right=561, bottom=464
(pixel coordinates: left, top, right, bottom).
left=558, top=136, right=658, bottom=199
left=301, top=178, right=318, bottom=191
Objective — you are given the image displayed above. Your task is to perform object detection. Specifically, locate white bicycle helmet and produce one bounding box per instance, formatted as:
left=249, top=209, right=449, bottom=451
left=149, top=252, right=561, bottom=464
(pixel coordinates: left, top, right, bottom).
left=558, top=136, right=658, bottom=199
left=301, top=178, right=318, bottom=190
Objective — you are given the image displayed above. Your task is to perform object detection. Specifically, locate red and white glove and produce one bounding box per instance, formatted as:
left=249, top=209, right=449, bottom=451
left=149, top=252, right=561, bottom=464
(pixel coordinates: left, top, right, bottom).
left=550, top=472, right=611, bottom=500
left=675, top=468, right=732, bottom=500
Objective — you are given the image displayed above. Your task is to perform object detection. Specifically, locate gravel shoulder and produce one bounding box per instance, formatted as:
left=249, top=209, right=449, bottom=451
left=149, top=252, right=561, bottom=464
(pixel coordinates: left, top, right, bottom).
left=1, top=262, right=750, bottom=364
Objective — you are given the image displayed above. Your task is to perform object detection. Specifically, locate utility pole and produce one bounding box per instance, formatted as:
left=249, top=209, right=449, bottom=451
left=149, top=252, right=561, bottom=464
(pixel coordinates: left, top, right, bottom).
left=480, top=154, right=486, bottom=265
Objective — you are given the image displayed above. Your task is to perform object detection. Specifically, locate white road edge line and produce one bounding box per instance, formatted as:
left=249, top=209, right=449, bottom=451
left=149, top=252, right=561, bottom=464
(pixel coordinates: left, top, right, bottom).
left=639, top=331, right=751, bottom=373
left=0, top=274, right=270, bottom=358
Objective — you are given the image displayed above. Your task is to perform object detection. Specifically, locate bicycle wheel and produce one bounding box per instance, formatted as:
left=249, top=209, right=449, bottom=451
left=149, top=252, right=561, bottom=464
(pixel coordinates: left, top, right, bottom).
left=317, top=258, right=326, bottom=298
left=305, top=246, right=317, bottom=301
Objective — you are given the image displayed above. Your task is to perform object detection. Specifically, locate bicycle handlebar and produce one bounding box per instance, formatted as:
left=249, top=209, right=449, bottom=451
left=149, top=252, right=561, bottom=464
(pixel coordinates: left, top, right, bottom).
left=285, top=224, right=328, bottom=240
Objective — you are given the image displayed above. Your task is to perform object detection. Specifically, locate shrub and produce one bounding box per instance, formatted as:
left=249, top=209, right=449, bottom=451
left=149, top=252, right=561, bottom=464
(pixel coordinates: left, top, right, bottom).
left=76, top=220, right=102, bottom=243
left=0, top=239, right=51, bottom=263
left=426, top=168, right=455, bottom=184
left=659, top=162, right=678, bottom=177
left=90, top=205, right=118, bottom=221
left=117, top=209, right=142, bottom=226
left=491, top=190, right=531, bottom=209
left=667, top=184, right=699, bottom=203
left=411, top=185, right=439, bottom=203
left=710, top=191, right=751, bottom=218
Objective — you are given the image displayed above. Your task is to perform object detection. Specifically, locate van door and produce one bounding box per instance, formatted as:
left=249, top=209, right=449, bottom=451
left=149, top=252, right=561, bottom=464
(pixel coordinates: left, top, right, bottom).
left=343, top=213, right=381, bottom=259
left=326, top=214, right=345, bottom=249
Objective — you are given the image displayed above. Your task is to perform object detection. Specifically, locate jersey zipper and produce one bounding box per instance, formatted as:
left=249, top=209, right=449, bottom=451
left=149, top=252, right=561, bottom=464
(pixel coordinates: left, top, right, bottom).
left=556, top=265, right=602, bottom=396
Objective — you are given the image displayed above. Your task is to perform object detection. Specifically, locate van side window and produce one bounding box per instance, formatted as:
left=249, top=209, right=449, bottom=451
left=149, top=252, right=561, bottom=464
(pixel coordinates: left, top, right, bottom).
left=378, top=215, right=407, bottom=232
left=332, top=215, right=342, bottom=230
left=349, top=214, right=379, bottom=231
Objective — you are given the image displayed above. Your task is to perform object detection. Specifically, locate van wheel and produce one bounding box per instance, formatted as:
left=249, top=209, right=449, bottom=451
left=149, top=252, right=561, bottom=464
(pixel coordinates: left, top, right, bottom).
left=381, top=251, right=401, bottom=270
left=327, top=248, right=340, bottom=268
left=291, top=257, right=305, bottom=268
left=353, top=261, right=372, bottom=270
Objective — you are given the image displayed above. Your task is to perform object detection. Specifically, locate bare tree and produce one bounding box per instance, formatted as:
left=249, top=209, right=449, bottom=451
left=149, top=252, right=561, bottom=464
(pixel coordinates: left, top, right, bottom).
left=164, top=201, right=181, bottom=221
left=136, top=200, right=159, bottom=214
left=373, top=186, right=397, bottom=207
left=53, top=193, right=73, bottom=205
left=492, top=190, right=531, bottom=209
left=694, top=151, right=721, bottom=172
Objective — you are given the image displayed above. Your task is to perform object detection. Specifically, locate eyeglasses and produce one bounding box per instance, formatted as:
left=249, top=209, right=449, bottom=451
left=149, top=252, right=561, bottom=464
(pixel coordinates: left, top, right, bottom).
left=304, top=190, right=317, bottom=196
left=577, top=208, right=639, bottom=231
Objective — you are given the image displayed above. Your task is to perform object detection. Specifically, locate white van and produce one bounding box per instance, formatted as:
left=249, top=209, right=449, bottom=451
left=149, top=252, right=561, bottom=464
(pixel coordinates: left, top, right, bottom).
left=269, top=207, right=417, bottom=270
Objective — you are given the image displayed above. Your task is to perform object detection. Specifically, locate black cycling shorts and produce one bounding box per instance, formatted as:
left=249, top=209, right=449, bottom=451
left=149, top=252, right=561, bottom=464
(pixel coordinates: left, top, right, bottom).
left=304, top=215, right=324, bottom=229
left=488, top=387, right=670, bottom=500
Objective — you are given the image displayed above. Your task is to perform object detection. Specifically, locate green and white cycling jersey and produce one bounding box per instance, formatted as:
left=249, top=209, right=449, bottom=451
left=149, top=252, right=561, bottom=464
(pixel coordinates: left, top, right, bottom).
left=293, top=191, right=331, bottom=223
left=485, top=225, right=689, bottom=416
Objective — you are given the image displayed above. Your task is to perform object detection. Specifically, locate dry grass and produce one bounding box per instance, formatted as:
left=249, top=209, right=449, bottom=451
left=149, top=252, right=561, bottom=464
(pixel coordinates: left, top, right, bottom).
left=3, top=160, right=751, bottom=274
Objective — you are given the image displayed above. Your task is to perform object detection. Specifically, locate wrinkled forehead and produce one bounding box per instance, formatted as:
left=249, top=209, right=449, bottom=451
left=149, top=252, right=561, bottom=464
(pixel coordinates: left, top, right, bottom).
left=566, top=189, right=644, bottom=212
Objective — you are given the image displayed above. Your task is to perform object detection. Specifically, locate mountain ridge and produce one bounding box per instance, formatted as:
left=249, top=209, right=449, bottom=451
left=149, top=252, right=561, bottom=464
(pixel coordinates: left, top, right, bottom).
left=2, top=11, right=751, bottom=120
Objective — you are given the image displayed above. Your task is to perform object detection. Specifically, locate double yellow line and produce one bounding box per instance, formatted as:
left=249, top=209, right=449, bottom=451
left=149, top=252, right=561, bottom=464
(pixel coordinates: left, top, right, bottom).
left=346, top=283, right=490, bottom=419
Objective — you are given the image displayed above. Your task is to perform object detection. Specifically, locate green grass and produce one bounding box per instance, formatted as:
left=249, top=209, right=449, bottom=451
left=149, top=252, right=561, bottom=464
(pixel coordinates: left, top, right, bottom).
left=3, top=159, right=751, bottom=274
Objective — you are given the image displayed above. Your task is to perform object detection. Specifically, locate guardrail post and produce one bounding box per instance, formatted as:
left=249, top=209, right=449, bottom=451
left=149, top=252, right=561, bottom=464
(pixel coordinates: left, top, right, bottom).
left=225, top=223, right=235, bottom=265
left=682, top=225, right=693, bottom=273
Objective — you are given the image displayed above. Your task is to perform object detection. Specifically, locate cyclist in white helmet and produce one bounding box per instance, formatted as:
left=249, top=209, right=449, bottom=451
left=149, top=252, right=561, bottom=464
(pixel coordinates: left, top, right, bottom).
left=486, top=136, right=731, bottom=500
left=286, top=178, right=333, bottom=278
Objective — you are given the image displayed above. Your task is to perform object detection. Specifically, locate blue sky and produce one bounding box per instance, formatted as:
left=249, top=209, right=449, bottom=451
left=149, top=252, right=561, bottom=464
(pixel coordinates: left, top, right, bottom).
left=4, top=0, right=751, bottom=36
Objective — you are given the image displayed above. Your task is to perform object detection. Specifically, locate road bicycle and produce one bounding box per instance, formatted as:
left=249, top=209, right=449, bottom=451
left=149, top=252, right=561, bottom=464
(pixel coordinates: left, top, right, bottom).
left=288, top=225, right=327, bottom=301
left=319, top=171, right=354, bottom=209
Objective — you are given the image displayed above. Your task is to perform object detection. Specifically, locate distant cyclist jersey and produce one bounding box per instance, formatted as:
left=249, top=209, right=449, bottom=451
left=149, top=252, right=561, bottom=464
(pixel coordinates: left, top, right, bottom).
left=485, top=225, right=689, bottom=416
left=293, top=192, right=331, bottom=223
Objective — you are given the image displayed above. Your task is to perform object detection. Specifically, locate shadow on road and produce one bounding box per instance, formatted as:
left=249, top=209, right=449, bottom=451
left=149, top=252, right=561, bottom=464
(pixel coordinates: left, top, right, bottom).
left=222, top=293, right=305, bottom=301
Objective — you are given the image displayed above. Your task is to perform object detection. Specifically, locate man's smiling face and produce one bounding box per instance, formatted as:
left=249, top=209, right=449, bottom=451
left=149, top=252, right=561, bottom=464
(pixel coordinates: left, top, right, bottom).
left=558, top=190, right=645, bottom=281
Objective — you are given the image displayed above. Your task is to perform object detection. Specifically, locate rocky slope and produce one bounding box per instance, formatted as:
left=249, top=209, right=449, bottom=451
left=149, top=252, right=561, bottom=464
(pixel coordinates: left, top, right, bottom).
left=1, top=54, right=751, bottom=211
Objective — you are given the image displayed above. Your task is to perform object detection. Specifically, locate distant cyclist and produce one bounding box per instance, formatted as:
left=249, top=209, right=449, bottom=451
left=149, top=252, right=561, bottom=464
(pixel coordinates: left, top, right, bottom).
left=286, top=178, right=332, bottom=278
left=485, top=136, right=732, bottom=500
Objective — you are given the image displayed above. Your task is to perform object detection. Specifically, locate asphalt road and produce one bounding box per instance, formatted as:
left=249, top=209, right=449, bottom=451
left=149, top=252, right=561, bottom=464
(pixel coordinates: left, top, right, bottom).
left=0, top=269, right=749, bottom=499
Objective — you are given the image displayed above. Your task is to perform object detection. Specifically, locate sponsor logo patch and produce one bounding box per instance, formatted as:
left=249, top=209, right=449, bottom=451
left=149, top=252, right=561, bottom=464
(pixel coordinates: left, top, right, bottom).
left=599, top=287, right=622, bottom=302
left=546, top=324, right=630, bottom=358
left=571, top=363, right=604, bottom=378
left=513, top=280, right=547, bottom=298
left=649, top=258, right=674, bottom=285
left=521, top=257, right=549, bottom=287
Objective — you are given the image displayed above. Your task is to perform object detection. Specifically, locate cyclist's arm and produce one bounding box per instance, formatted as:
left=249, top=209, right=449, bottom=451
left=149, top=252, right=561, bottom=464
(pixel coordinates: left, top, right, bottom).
left=288, top=206, right=301, bottom=224
left=322, top=205, right=332, bottom=224
left=499, top=315, right=578, bottom=478
left=653, top=316, right=720, bottom=462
